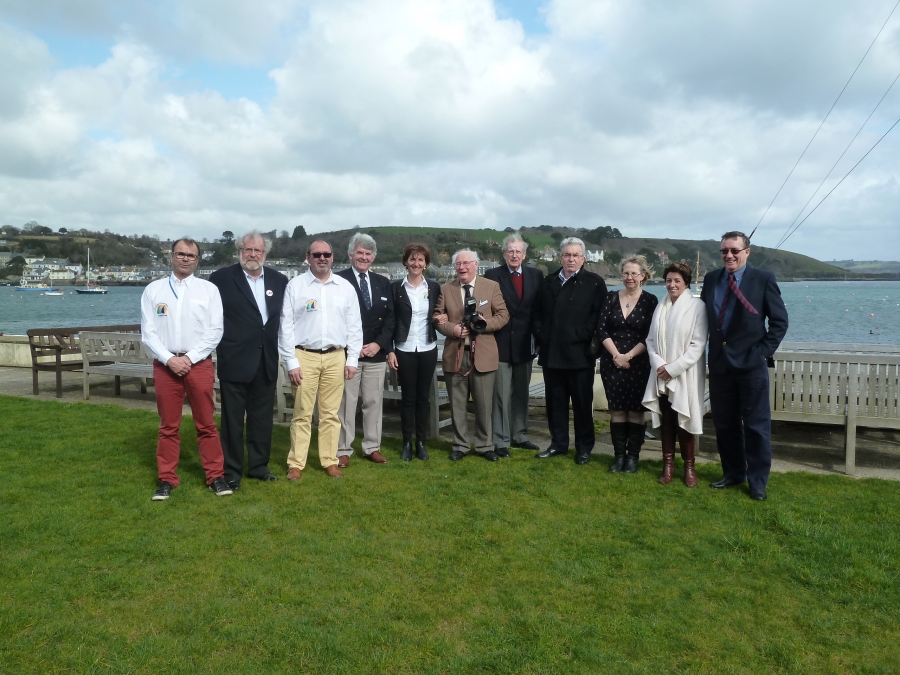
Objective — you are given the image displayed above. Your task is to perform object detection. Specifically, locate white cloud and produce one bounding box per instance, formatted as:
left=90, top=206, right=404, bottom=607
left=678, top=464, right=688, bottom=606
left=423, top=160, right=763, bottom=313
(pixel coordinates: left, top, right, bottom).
left=0, top=1, right=899, bottom=260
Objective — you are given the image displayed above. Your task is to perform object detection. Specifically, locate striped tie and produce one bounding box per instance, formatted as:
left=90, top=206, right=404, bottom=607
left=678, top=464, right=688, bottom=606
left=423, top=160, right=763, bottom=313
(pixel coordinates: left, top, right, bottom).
left=718, top=273, right=758, bottom=327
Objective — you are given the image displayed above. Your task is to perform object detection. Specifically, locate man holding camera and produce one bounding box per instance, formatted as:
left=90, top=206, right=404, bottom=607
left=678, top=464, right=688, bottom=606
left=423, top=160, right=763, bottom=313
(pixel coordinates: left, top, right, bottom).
left=435, top=249, right=509, bottom=461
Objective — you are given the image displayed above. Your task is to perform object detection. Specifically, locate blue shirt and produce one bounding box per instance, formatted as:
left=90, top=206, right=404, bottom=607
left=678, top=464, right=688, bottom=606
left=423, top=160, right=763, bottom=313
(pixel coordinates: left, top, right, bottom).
left=244, top=269, right=268, bottom=324
left=713, top=264, right=747, bottom=329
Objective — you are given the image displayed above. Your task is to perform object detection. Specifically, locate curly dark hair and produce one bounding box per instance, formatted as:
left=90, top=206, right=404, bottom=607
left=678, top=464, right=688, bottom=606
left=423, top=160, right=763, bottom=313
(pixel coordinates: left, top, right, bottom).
left=663, top=261, right=693, bottom=286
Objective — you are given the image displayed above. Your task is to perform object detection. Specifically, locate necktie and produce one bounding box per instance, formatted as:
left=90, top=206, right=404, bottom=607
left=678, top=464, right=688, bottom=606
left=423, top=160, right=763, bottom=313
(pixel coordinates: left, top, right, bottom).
left=359, top=273, right=372, bottom=311
left=718, top=273, right=758, bottom=327
left=463, top=283, right=472, bottom=300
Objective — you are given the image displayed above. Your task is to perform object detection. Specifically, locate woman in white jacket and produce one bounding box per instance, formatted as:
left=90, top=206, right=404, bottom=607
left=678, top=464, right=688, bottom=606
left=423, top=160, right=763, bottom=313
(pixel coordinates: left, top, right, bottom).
left=643, top=262, right=709, bottom=487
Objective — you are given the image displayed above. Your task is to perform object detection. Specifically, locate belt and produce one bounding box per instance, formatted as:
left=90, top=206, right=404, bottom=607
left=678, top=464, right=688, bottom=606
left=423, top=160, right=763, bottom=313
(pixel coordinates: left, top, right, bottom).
left=295, top=345, right=341, bottom=354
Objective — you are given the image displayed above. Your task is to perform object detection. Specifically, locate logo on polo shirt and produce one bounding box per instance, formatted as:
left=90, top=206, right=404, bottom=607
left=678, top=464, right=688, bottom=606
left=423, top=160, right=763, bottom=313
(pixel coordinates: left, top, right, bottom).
left=156, top=303, right=168, bottom=316
left=305, top=299, right=318, bottom=312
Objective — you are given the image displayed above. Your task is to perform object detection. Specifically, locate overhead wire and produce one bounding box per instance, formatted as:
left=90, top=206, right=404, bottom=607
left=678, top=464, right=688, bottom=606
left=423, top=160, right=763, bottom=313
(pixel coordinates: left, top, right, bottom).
left=749, top=0, right=900, bottom=243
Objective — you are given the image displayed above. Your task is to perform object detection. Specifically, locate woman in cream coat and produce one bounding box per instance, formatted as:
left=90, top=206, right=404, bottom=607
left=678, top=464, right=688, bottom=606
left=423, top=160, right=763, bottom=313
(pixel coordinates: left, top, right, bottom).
left=643, top=262, right=709, bottom=487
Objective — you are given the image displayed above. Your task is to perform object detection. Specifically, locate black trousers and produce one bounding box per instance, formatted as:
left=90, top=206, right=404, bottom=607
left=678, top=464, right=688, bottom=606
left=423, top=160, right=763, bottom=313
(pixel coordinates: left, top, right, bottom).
left=544, top=366, right=595, bottom=455
left=395, top=348, right=438, bottom=442
left=219, top=359, right=277, bottom=482
left=709, top=362, right=772, bottom=492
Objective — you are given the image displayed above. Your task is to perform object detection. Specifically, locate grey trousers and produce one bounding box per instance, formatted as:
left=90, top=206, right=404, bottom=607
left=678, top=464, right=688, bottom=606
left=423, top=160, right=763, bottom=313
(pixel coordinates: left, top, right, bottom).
left=446, top=350, right=496, bottom=455
left=492, top=360, right=533, bottom=447
left=338, top=361, right=387, bottom=456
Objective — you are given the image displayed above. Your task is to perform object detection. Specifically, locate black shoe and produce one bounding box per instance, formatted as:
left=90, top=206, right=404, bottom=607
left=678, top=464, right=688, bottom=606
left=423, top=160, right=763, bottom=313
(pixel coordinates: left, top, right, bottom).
left=449, top=450, right=466, bottom=461
left=608, top=454, right=626, bottom=472
left=750, top=489, right=768, bottom=501
left=151, top=481, right=174, bottom=501
left=226, top=479, right=241, bottom=491
left=251, top=472, right=278, bottom=482
left=535, top=447, right=568, bottom=459
left=209, top=477, right=233, bottom=497
left=623, top=455, right=639, bottom=473
left=710, top=476, right=746, bottom=489
left=494, top=447, right=510, bottom=458
left=511, top=440, right=539, bottom=450
left=401, top=442, right=413, bottom=462
left=575, top=453, right=591, bottom=465
left=483, top=451, right=499, bottom=462
left=415, top=441, right=430, bottom=461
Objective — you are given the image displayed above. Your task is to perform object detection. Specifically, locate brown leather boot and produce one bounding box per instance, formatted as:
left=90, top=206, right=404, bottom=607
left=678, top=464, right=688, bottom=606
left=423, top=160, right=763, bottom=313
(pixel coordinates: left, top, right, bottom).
left=679, top=430, right=697, bottom=488
left=659, top=405, right=676, bottom=484
left=659, top=451, right=675, bottom=484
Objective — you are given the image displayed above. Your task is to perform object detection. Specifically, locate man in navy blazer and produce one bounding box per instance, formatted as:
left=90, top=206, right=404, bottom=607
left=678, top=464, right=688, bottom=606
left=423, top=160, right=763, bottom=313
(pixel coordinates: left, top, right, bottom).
left=484, top=233, right=543, bottom=456
left=209, top=231, right=288, bottom=489
left=700, top=231, right=788, bottom=501
left=336, top=233, right=395, bottom=466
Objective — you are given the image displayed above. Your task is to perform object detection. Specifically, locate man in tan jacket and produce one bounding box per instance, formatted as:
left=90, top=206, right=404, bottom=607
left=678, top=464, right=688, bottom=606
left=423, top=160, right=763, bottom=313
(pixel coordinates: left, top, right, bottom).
left=435, top=249, right=509, bottom=461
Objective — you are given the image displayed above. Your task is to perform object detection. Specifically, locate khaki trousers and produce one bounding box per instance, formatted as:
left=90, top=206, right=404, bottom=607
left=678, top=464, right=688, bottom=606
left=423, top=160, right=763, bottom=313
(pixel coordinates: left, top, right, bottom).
left=338, top=361, right=387, bottom=456
left=446, top=350, right=495, bottom=455
left=287, top=348, right=346, bottom=471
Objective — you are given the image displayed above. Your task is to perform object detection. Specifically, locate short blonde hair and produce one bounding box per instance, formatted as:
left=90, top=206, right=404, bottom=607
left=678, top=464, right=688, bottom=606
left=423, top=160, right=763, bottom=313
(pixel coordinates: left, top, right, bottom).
left=620, top=255, right=651, bottom=282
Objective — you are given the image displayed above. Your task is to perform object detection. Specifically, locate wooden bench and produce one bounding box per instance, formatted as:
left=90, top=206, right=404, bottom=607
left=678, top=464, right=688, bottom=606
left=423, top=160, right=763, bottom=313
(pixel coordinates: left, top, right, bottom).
left=770, top=343, right=900, bottom=474
left=26, top=324, right=141, bottom=398
left=80, top=331, right=154, bottom=399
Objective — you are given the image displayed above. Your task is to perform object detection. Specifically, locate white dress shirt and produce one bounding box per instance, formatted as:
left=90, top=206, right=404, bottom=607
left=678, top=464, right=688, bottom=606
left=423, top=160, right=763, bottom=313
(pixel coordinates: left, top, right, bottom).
left=278, top=269, right=363, bottom=370
left=141, top=273, right=224, bottom=365
left=244, top=269, right=268, bottom=324
left=395, top=276, right=436, bottom=352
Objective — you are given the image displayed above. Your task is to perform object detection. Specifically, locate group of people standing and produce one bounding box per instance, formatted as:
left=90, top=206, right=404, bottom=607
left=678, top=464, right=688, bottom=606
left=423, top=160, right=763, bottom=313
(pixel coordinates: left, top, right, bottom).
left=140, top=228, right=787, bottom=503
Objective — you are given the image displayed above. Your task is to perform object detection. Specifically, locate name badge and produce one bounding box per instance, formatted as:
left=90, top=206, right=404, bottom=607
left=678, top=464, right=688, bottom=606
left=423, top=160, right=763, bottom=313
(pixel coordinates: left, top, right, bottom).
left=266, top=290, right=273, bottom=297
left=381, top=296, right=387, bottom=301
left=479, top=300, right=488, bottom=307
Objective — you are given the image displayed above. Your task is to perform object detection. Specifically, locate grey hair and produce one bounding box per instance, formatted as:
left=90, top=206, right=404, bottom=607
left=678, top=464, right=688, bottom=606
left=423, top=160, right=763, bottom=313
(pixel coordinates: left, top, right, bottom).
left=236, top=230, right=273, bottom=254
left=451, top=248, right=480, bottom=265
left=559, top=237, right=586, bottom=256
left=502, top=233, right=528, bottom=253
left=348, top=232, right=377, bottom=257
left=721, top=230, right=750, bottom=249
left=620, top=255, right=652, bottom=281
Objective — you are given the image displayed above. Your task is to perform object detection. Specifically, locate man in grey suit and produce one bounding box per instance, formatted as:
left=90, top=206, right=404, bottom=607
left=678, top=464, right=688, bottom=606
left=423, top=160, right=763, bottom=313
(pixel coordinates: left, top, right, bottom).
left=484, top=233, right=543, bottom=456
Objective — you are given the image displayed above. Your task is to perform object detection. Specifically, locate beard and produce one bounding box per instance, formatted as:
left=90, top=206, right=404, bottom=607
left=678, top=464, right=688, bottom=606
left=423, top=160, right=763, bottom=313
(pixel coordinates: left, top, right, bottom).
left=241, top=259, right=262, bottom=273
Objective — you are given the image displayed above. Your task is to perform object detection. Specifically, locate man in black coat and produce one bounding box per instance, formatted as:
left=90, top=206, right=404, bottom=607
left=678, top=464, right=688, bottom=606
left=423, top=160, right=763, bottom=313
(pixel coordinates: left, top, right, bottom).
left=484, top=233, right=544, bottom=456
left=209, top=231, right=288, bottom=489
left=532, top=237, right=607, bottom=464
left=701, top=231, right=788, bottom=501
left=336, top=233, right=395, bottom=466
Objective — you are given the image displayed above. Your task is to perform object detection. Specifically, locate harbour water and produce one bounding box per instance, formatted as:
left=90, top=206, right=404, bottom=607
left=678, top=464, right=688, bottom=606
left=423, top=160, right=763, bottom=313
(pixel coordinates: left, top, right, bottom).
left=1, top=280, right=898, bottom=344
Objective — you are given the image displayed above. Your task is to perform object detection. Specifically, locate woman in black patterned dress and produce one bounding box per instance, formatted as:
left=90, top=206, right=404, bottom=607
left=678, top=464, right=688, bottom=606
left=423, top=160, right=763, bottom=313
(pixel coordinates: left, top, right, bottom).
left=596, top=256, right=658, bottom=473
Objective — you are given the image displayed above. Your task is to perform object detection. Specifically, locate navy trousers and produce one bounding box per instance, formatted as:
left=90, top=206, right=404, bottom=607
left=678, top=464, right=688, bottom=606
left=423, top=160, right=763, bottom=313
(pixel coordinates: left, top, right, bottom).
left=708, top=361, right=772, bottom=492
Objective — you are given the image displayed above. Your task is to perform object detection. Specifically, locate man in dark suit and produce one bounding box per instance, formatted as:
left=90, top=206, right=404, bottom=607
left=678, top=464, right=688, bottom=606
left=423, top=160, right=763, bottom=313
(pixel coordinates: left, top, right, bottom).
left=336, top=233, right=395, bottom=466
left=532, top=237, right=607, bottom=464
left=701, top=231, right=788, bottom=501
left=209, top=231, right=288, bottom=490
left=484, top=233, right=543, bottom=456
left=434, top=249, right=509, bottom=461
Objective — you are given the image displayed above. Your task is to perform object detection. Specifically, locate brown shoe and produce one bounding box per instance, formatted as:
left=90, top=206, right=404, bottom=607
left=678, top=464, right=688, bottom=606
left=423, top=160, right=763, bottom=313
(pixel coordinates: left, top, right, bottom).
left=325, top=465, right=344, bottom=478
left=287, top=467, right=302, bottom=482
left=338, top=455, right=350, bottom=468
left=368, top=450, right=388, bottom=464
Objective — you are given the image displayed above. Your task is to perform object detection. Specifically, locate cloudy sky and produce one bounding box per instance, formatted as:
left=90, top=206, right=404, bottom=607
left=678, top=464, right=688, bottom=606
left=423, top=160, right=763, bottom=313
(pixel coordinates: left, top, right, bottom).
left=1, top=0, right=898, bottom=260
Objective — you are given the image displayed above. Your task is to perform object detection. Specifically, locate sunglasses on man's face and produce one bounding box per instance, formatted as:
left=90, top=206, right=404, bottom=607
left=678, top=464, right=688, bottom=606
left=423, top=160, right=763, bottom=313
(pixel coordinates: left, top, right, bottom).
left=720, top=247, right=747, bottom=256
left=310, top=251, right=332, bottom=259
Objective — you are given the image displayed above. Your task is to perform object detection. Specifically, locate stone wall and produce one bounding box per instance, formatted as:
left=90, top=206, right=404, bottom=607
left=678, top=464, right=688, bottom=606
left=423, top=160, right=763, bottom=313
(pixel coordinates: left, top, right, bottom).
left=0, top=335, right=31, bottom=367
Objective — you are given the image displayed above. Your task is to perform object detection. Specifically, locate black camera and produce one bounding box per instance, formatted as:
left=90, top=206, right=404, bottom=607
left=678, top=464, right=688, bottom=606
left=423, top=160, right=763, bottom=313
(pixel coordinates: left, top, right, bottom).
left=463, top=296, right=487, bottom=334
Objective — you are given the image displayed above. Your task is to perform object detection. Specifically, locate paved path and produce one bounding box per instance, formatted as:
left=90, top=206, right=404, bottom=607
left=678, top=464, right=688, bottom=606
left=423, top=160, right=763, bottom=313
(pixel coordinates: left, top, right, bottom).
left=3, top=365, right=898, bottom=481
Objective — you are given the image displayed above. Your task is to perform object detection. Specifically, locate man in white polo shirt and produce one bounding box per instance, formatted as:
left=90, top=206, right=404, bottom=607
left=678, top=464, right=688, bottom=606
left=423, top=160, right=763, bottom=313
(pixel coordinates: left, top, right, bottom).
left=141, top=237, right=231, bottom=501
left=279, top=239, right=363, bottom=480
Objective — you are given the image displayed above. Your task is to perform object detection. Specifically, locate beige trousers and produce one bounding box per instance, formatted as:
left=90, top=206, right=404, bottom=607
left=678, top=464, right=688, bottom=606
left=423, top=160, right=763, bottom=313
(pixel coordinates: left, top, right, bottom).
left=287, top=348, right=346, bottom=471
left=338, top=361, right=387, bottom=456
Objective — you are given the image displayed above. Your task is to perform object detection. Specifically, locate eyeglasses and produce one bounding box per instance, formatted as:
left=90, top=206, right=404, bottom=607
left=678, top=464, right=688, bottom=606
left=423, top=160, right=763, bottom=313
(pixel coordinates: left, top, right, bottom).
left=454, top=261, right=476, bottom=267
left=622, top=272, right=642, bottom=278
left=309, top=251, right=333, bottom=259
left=241, top=248, right=265, bottom=256
left=505, top=250, right=524, bottom=256
left=561, top=253, right=583, bottom=259
left=720, top=247, right=748, bottom=256
left=173, top=252, right=198, bottom=261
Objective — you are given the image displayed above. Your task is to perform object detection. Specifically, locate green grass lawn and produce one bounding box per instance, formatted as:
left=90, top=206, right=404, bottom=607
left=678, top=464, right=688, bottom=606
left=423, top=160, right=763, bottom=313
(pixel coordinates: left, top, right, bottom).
left=2, top=395, right=899, bottom=674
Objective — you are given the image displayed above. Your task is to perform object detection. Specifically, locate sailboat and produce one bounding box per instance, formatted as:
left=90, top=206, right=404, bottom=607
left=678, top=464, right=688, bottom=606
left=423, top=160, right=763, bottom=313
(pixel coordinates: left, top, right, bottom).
left=74, top=248, right=108, bottom=295
left=692, top=251, right=703, bottom=298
